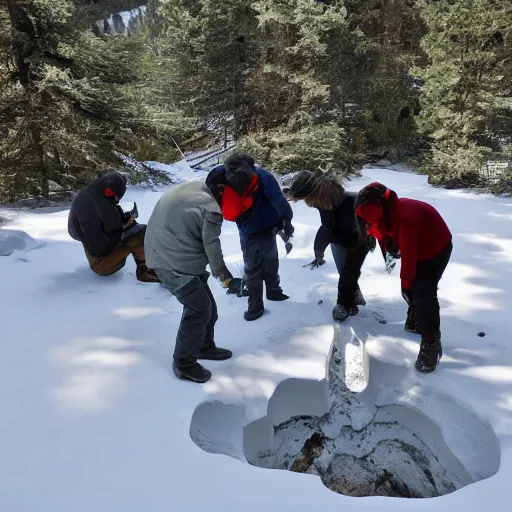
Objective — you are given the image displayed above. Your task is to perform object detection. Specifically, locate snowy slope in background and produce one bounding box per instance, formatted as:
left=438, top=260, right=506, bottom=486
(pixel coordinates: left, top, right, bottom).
left=0, top=164, right=511, bottom=511
left=143, top=159, right=208, bottom=184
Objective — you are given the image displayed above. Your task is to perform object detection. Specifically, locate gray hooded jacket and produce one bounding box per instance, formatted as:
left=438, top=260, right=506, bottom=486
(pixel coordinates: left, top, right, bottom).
left=145, top=180, right=231, bottom=279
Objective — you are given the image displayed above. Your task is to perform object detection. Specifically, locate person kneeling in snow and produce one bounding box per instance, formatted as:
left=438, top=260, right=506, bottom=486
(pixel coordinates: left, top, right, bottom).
left=144, top=179, right=243, bottom=383
left=68, top=171, right=159, bottom=283
left=207, top=154, right=294, bottom=322
left=355, top=182, right=452, bottom=373
left=285, top=170, right=370, bottom=322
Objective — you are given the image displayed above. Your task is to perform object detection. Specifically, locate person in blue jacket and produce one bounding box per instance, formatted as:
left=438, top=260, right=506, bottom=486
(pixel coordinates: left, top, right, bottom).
left=207, top=154, right=294, bottom=321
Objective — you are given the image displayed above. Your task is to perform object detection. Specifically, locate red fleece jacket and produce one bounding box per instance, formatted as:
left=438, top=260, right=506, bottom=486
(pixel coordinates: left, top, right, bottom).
left=386, top=196, right=451, bottom=290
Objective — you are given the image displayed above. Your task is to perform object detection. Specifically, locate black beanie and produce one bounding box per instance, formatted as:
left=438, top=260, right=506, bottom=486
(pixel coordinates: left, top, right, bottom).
left=224, top=153, right=256, bottom=196
left=287, top=170, right=321, bottom=200
left=355, top=182, right=388, bottom=210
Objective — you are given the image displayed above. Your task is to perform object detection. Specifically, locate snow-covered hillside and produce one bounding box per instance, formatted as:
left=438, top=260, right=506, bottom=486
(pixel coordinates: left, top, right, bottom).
left=0, top=162, right=511, bottom=511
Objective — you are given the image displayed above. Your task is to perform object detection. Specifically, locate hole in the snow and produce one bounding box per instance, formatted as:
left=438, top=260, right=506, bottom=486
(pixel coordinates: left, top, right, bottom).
left=190, top=325, right=500, bottom=498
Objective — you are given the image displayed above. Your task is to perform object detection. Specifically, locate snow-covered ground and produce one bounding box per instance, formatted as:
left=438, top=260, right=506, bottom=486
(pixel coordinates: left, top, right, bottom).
left=0, top=162, right=511, bottom=510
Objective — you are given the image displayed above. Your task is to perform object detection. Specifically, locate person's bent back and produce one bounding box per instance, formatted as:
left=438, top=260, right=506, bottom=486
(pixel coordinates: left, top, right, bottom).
left=145, top=180, right=230, bottom=279
left=68, top=171, right=158, bottom=283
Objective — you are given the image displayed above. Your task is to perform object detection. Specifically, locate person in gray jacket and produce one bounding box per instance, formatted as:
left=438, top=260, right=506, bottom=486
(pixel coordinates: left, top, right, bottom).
left=145, top=179, right=243, bottom=383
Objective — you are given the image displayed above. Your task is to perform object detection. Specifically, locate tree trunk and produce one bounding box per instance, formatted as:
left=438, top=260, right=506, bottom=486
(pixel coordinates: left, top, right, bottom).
left=5, top=0, right=36, bottom=86
left=32, top=125, right=49, bottom=199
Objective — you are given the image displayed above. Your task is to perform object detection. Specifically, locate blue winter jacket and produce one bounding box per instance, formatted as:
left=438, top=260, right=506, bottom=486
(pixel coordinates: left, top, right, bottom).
left=206, top=165, right=293, bottom=237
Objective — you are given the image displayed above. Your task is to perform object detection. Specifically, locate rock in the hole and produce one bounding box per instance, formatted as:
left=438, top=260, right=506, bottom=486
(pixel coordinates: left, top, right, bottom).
left=324, top=439, right=456, bottom=498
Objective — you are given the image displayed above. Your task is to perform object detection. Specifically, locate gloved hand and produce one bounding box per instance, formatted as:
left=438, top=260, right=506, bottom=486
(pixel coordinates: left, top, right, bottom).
left=303, top=255, right=326, bottom=269
left=219, top=270, right=234, bottom=289
left=277, top=230, right=293, bottom=255
left=226, top=277, right=248, bottom=297
left=401, top=288, right=413, bottom=305
left=279, top=218, right=294, bottom=242
left=123, top=216, right=135, bottom=229
left=283, top=220, right=295, bottom=240
left=385, top=252, right=397, bottom=274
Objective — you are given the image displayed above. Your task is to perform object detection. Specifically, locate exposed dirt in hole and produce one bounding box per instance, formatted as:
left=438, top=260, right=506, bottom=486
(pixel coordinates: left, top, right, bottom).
left=253, top=410, right=463, bottom=498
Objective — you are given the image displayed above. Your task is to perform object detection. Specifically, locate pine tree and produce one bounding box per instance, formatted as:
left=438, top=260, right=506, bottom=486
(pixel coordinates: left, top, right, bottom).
left=323, top=0, right=425, bottom=156
left=150, top=0, right=260, bottom=139
left=238, top=0, right=353, bottom=173
left=252, top=0, right=347, bottom=129
left=415, top=0, right=512, bottom=187
left=0, top=0, right=177, bottom=201
left=150, top=0, right=355, bottom=174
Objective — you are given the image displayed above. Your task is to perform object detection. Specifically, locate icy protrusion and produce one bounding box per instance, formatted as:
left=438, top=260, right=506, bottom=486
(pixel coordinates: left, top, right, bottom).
left=326, top=323, right=376, bottom=432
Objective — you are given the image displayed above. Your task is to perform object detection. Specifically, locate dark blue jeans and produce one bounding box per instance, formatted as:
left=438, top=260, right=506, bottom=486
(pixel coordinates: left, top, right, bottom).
left=240, top=228, right=282, bottom=295
left=331, top=244, right=349, bottom=276
left=156, top=269, right=218, bottom=367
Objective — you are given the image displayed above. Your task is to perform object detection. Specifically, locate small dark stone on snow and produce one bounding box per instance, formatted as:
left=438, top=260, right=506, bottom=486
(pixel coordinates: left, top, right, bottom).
left=478, top=332, right=486, bottom=337
left=318, top=300, right=323, bottom=305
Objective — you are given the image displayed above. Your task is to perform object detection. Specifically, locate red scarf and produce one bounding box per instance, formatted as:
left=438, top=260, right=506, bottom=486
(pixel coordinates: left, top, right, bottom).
left=356, top=202, right=386, bottom=238
left=222, top=175, right=260, bottom=222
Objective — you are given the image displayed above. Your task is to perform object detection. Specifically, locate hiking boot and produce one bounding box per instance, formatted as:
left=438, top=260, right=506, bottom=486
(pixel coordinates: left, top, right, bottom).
left=136, top=266, right=160, bottom=283
left=404, top=306, right=419, bottom=333
left=198, top=346, right=233, bottom=361
left=245, top=282, right=264, bottom=321
left=266, top=291, right=290, bottom=301
left=172, top=362, right=212, bottom=383
left=244, top=306, right=264, bottom=321
left=355, top=288, right=366, bottom=306
left=332, top=305, right=359, bottom=322
left=415, top=332, right=442, bottom=373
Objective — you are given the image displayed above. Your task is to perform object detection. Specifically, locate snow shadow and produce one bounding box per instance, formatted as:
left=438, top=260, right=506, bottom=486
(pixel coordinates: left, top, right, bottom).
left=0, top=228, right=47, bottom=256
left=189, top=323, right=500, bottom=499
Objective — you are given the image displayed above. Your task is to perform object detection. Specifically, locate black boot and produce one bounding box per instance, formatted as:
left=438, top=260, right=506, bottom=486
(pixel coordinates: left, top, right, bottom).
left=415, top=332, right=442, bottom=373
left=332, top=304, right=359, bottom=322
left=198, top=346, right=233, bottom=361
left=404, top=305, right=419, bottom=333
left=245, top=282, right=264, bottom=321
left=266, top=290, right=290, bottom=301
left=172, top=362, right=212, bottom=383
left=355, top=287, right=366, bottom=306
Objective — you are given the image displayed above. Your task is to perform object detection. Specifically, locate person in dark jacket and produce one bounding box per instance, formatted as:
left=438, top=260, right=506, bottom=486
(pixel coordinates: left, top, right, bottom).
left=207, top=154, right=294, bottom=321
left=285, top=170, right=369, bottom=322
left=355, top=182, right=453, bottom=373
left=68, top=171, right=158, bottom=283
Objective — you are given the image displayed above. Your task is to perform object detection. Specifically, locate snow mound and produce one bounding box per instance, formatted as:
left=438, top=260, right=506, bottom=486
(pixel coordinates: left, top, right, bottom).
left=190, top=323, right=500, bottom=498
left=0, top=228, right=46, bottom=256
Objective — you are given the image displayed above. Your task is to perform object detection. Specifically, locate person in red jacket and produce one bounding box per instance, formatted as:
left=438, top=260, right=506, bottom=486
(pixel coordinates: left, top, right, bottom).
left=355, top=182, right=452, bottom=373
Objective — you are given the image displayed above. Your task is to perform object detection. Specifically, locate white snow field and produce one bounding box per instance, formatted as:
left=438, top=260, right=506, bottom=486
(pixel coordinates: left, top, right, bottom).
left=0, top=163, right=511, bottom=510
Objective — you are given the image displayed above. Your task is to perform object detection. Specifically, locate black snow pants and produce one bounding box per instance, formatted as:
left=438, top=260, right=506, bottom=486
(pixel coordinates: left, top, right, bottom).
left=411, top=240, right=453, bottom=337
